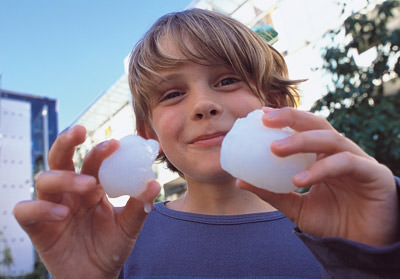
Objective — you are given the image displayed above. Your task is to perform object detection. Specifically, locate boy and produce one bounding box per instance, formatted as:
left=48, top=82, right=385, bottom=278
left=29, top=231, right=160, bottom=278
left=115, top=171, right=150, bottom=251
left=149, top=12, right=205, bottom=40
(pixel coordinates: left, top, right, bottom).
left=14, top=9, right=400, bottom=278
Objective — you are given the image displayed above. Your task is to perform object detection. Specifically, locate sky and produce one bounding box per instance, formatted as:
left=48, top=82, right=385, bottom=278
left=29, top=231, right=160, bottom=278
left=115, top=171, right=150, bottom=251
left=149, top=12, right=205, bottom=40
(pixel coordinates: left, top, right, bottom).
left=0, top=0, right=192, bottom=131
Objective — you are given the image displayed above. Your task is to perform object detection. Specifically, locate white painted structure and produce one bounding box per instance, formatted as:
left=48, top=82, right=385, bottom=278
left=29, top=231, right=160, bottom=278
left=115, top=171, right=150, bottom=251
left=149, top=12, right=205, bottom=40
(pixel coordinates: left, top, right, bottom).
left=0, top=99, right=34, bottom=276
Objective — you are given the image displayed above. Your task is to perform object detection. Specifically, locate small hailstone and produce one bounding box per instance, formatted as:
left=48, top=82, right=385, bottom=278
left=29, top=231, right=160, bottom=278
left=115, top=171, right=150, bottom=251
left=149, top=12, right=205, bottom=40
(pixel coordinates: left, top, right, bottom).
left=220, top=109, right=315, bottom=193
left=98, top=135, right=159, bottom=198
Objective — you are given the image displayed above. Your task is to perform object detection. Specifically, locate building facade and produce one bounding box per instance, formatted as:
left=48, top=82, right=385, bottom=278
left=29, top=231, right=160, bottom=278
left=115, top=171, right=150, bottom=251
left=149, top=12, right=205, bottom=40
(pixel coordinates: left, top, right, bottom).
left=0, top=89, right=57, bottom=276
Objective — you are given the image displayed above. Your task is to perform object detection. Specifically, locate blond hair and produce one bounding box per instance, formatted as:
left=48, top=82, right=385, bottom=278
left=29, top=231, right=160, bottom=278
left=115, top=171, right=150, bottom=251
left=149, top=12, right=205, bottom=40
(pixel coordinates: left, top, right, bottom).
left=129, top=8, right=301, bottom=173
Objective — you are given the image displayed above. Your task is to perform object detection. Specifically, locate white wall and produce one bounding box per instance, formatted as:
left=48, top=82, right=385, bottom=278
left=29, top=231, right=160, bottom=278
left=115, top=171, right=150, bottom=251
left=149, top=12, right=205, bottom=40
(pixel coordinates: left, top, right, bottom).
left=0, top=99, right=34, bottom=276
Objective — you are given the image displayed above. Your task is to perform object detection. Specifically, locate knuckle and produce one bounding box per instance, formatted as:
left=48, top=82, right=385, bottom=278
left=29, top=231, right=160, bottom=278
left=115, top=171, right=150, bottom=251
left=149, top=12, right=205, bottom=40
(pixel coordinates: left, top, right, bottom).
left=291, top=133, right=303, bottom=149
left=334, top=131, right=347, bottom=145
left=339, top=151, right=354, bottom=163
left=12, top=203, right=23, bottom=218
left=281, top=106, right=294, bottom=118
left=280, top=106, right=293, bottom=113
left=315, top=114, right=332, bottom=129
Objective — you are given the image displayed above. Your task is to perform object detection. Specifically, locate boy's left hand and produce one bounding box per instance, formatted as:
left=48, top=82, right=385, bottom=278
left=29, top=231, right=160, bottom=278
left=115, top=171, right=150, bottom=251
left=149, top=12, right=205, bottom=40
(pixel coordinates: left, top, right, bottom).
left=238, top=107, right=399, bottom=247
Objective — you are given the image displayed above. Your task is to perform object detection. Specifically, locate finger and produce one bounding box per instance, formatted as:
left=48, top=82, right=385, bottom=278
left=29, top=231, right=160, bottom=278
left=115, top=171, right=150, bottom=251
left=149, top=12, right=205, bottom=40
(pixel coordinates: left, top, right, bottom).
left=135, top=180, right=162, bottom=209
left=13, top=201, right=70, bottom=248
left=270, top=129, right=369, bottom=158
left=13, top=200, right=69, bottom=228
left=80, top=139, right=120, bottom=180
left=117, top=180, right=161, bottom=238
left=48, top=125, right=87, bottom=171
left=262, top=107, right=332, bottom=132
left=80, top=184, right=108, bottom=210
left=36, top=170, right=97, bottom=199
left=292, top=151, right=383, bottom=188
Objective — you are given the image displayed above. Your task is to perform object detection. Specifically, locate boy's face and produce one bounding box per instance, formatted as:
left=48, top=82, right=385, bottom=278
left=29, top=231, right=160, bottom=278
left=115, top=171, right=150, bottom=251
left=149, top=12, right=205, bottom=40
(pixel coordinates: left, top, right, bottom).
left=146, top=38, right=263, bottom=183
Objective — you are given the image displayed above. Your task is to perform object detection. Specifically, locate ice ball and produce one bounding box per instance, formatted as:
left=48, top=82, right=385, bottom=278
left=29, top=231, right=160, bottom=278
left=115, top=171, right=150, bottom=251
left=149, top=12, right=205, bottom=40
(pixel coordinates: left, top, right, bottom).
left=220, top=109, right=315, bottom=193
left=99, top=135, right=159, bottom=198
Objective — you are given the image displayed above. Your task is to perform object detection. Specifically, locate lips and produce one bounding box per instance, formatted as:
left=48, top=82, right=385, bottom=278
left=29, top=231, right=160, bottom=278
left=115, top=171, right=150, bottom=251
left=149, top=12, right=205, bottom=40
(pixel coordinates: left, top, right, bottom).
left=189, top=131, right=227, bottom=146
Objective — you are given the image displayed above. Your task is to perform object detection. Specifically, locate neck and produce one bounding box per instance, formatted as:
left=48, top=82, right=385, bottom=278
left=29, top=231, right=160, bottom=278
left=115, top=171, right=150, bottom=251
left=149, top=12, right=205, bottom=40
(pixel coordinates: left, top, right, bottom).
left=166, top=177, right=275, bottom=215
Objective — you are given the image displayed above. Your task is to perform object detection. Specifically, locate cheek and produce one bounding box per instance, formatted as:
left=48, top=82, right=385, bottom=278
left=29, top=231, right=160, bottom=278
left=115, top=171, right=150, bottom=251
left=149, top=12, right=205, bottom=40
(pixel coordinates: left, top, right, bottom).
left=229, top=93, right=263, bottom=117
left=151, top=109, right=182, bottom=148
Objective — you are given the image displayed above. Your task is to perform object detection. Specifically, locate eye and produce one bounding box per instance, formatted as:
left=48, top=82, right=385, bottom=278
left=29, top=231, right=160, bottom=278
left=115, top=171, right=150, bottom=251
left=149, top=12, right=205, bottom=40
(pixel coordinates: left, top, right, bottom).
left=160, top=91, right=184, bottom=102
left=216, top=77, right=240, bottom=87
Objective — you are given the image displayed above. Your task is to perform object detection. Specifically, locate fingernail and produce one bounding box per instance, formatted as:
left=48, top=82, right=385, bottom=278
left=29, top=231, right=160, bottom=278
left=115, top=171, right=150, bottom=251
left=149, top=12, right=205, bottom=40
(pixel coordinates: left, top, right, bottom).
left=144, top=203, right=153, bottom=213
left=264, top=111, right=278, bottom=120
left=52, top=206, right=69, bottom=219
left=273, top=138, right=289, bottom=147
left=99, top=139, right=110, bottom=149
left=262, top=107, right=278, bottom=112
left=75, top=175, right=96, bottom=186
left=34, top=171, right=43, bottom=181
left=59, top=126, right=71, bottom=136
left=294, top=171, right=309, bottom=182
left=236, top=179, right=248, bottom=188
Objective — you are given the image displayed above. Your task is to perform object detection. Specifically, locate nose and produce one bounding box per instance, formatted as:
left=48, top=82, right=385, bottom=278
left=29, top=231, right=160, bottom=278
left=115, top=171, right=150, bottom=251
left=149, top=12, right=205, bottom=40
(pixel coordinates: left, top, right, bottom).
left=192, top=99, right=223, bottom=120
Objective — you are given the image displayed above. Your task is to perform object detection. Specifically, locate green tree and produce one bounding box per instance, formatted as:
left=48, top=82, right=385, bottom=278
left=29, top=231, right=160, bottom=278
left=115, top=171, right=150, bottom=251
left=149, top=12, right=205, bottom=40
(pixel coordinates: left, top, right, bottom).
left=311, top=0, right=400, bottom=176
left=0, top=230, right=13, bottom=278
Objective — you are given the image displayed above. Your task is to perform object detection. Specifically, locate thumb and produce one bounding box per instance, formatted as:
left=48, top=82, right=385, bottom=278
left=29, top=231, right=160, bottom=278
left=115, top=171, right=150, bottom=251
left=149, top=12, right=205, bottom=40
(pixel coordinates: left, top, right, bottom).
left=237, top=179, right=302, bottom=223
left=117, top=180, right=161, bottom=238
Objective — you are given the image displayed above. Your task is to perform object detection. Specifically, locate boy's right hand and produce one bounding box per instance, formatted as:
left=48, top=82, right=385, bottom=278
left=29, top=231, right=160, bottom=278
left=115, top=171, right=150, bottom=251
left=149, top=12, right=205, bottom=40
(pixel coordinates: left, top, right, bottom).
left=13, top=126, right=161, bottom=279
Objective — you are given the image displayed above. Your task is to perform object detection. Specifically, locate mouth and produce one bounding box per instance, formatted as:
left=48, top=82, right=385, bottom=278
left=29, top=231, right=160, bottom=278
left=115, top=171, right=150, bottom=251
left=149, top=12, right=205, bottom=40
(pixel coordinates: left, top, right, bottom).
left=189, top=132, right=227, bottom=147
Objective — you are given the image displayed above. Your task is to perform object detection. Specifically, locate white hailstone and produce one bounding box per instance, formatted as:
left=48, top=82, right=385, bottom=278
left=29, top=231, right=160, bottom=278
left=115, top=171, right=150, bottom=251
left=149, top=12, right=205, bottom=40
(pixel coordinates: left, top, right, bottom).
left=220, top=109, right=315, bottom=193
left=99, top=135, right=159, bottom=198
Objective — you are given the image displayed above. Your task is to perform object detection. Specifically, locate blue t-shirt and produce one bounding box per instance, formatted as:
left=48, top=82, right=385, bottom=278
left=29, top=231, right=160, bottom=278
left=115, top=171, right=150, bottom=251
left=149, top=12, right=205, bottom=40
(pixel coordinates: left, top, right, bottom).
left=120, top=177, right=400, bottom=279
left=120, top=202, right=322, bottom=278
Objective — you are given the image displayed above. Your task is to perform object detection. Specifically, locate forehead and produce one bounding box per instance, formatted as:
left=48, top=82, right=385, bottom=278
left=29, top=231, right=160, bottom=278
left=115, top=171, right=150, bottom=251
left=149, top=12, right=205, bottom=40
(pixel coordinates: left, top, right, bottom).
left=152, top=35, right=220, bottom=79
left=154, top=37, right=239, bottom=82
left=157, top=34, right=198, bottom=61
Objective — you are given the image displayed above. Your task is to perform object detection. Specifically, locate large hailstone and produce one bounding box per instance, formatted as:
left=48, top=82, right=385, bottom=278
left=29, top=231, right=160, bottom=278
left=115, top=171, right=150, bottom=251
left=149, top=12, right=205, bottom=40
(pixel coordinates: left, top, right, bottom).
left=220, top=109, right=315, bottom=193
left=99, top=135, right=159, bottom=198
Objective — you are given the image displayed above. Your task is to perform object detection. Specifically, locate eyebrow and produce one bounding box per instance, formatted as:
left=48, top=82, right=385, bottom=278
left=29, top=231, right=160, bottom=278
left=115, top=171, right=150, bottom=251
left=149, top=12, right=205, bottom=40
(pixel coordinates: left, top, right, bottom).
left=157, top=73, right=181, bottom=85
left=155, top=63, right=235, bottom=87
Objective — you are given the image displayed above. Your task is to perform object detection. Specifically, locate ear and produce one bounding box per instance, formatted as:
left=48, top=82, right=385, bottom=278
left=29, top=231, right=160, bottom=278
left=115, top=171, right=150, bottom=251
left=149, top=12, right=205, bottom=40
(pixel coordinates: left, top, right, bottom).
left=138, top=122, right=163, bottom=153
left=138, top=121, right=157, bottom=139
